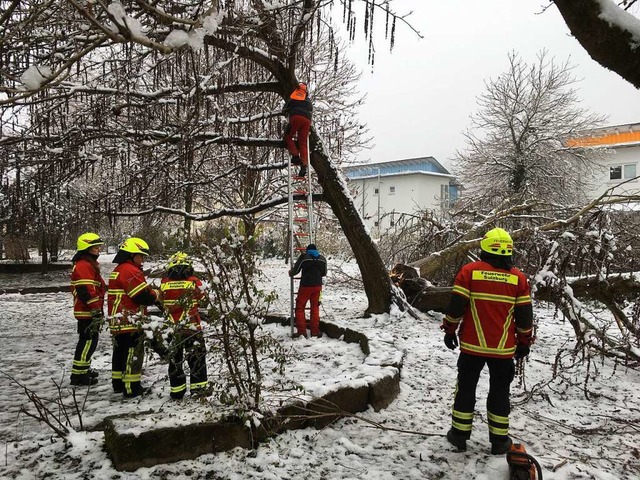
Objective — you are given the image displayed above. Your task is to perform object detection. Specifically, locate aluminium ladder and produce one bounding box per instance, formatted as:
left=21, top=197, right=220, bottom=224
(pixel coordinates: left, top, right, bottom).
left=288, top=144, right=314, bottom=337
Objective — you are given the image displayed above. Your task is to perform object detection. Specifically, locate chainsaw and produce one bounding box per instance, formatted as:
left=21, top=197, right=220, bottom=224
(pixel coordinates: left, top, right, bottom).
left=507, top=443, right=543, bottom=480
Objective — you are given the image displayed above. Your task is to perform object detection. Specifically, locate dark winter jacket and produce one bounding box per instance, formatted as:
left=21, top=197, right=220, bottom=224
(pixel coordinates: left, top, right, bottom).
left=291, top=249, right=327, bottom=287
left=283, top=92, right=313, bottom=121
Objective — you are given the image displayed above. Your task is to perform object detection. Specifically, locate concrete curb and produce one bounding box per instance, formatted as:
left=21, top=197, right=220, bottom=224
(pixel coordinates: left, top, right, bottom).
left=104, top=316, right=403, bottom=471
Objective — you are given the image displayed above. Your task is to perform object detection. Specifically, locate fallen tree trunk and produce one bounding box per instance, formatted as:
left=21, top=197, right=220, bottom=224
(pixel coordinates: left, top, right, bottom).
left=389, top=263, right=451, bottom=312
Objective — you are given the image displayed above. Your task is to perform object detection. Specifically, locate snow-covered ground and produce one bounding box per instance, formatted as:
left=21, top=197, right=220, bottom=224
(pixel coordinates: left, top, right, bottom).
left=0, top=257, right=639, bottom=479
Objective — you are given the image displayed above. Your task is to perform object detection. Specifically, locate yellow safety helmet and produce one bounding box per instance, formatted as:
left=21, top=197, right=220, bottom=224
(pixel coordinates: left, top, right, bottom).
left=119, top=237, right=150, bottom=256
left=480, top=228, right=513, bottom=256
left=77, top=232, right=104, bottom=252
left=167, top=251, right=192, bottom=269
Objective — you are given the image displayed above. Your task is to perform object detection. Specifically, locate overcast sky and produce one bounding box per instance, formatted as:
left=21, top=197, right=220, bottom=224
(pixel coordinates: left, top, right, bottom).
left=345, top=0, right=640, bottom=169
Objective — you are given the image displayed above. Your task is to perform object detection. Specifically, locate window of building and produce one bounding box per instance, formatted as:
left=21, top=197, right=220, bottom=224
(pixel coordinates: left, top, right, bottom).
left=389, top=186, right=396, bottom=195
left=610, top=166, right=621, bottom=180
left=374, top=221, right=379, bottom=227
left=624, top=163, right=637, bottom=179
left=440, top=183, right=451, bottom=209
left=610, top=163, right=637, bottom=180
left=374, top=188, right=379, bottom=195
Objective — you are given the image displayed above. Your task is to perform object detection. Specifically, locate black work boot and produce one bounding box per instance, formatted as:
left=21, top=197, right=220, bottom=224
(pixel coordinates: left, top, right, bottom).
left=446, top=429, right=468, bottom=452
left=291, top=155, right=302, bottom=166
left=88, top=369, right=99, bottom=379
left=70, top=374, right=98, bottom=386
left=170, top=391, right=186, bottom=400
left=112, top=379, right=124, bottom=394
left=191, top=383, right=213, bottom=399
left=298, top=165, right=307, bottom=177
left=490, top=437, right=513, bottom=455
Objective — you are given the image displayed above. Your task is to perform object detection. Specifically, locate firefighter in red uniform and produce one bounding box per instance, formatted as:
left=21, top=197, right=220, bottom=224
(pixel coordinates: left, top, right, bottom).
left=160, top=252, right=209, bottom=399
left=69, top=232, right=106, bottom=386
left=107, top=237, right=160, bottom=398
left=283, top=82, right=313, bottom=177
left=441, top=228, right=534, bottom=454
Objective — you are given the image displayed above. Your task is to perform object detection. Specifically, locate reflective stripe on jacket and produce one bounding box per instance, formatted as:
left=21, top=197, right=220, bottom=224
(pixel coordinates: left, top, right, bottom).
left=107, top=260, right=157, bottom=334
left=71, top=257, right=106, bottom=320
left=449, top=261, right=532, bottom=358
left=160, top=276, right=204, bottom=329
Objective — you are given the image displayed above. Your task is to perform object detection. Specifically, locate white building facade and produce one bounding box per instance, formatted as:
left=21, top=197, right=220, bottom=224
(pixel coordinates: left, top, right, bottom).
left=569, top=123, right=640, bottom=199
left=342, top=157, right=459, bottom=236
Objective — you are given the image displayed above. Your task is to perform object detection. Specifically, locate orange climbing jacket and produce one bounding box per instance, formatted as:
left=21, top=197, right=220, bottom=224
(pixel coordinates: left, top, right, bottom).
left=290, top=83, right=307, bottom=100
left=284, top=83, right=312, bottom=120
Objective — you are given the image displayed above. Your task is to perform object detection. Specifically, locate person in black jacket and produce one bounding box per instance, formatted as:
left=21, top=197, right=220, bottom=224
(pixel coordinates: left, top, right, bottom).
left=283, top=82, right=313, bottom=177
left=289, top=244, right=327, bottom=338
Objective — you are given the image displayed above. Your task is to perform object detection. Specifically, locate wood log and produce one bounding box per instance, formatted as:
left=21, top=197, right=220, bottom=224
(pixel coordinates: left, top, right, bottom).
left=390, top=263, right=452, bottom=312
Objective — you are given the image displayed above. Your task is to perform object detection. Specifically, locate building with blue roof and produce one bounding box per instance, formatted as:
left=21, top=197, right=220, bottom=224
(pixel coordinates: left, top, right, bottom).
left=342, top=156, right=460, bottom=236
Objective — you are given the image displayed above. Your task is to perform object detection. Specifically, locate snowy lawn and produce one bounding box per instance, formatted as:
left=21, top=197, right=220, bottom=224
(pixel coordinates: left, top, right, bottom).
left=0, top=258, right=639, bottom=479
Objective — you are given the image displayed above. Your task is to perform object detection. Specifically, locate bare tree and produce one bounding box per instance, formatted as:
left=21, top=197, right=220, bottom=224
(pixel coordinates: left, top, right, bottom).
left=453, top=51, right=605, bottom=208
left=1, top=1, right=416, bottom=313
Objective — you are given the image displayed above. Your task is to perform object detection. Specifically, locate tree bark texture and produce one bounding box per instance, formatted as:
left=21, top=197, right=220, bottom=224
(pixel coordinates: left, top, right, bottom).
left=310, top=130, right=396, bottom=315
left=554, top=0, right=640, bottom=89
left=390, top=263, right=451, bottom=312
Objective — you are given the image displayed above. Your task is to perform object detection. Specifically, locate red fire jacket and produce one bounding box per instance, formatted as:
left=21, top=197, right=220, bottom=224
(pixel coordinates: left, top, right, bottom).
left=107, top=260, right=158, bottom=334
left=443, top=260, right=533, bottom=358
left=70, top=256, right=106, bottom=320
left=160, top=276, right=204, bottom=330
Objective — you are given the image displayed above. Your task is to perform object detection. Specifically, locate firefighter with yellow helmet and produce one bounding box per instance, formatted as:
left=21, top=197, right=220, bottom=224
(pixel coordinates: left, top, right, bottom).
left=69, top=232, right=107, bottom=386
left=160, top=252, right=209, bottom=399
left=107, top=237, right=160, bottom=398
left=441, top=227, right=534, bottom=455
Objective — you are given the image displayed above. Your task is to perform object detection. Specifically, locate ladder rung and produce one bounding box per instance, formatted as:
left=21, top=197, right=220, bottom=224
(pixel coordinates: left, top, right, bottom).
left=294, top=232, right=309, bottom=237
left=294, top=218, right=308, bottom=223
left=294, top=203, right=308, bottom=208
left=293, top=189, right=308, bottom=195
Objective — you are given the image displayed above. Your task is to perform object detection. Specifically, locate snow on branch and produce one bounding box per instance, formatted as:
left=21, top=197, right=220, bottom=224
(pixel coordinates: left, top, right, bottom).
left=114, top=193, right=325, bottom=221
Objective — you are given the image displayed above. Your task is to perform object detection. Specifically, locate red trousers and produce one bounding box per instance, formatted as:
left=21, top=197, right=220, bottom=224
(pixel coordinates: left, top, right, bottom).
left=284, top=115, right=311, bottom=165
left=295, top=285, right=322, bottom=335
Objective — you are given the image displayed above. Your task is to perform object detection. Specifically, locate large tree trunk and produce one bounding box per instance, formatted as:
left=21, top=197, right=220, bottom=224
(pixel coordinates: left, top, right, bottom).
left=554, top=0, right=640, bottom=89
left=390, top=263, right=451, bottom=312
left=309, top=129, right=398, bottom=315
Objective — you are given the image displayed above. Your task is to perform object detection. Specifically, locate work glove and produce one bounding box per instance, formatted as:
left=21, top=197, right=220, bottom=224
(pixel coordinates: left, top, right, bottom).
left=90, top=309, right=105, bottom=333
left=444, top=333, right=458, bottom=350
left=514, top=344, right=530, bottom=359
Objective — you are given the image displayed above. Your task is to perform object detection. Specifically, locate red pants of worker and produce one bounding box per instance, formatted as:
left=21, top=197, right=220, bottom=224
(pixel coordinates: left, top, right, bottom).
left=284, top=114, right=311, bottom=166
left=295, top=285, right=322, bottom=336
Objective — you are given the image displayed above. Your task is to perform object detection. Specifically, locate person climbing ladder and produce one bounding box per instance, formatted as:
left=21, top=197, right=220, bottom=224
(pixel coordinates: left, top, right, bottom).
left=283, top=82, right=313, bottom=177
